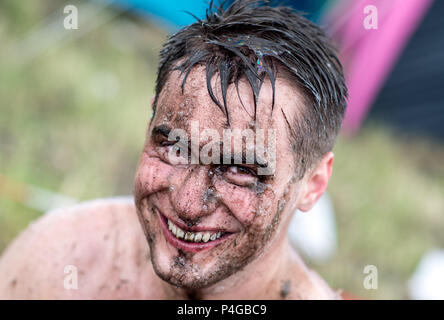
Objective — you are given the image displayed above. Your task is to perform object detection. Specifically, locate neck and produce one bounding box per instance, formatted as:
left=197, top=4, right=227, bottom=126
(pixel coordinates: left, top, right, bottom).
left=161, top=235, right=306, bottom=300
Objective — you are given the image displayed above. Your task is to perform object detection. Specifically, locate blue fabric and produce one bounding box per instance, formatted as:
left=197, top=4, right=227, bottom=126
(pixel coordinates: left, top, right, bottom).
left=109, top=0, right=328, bottom=31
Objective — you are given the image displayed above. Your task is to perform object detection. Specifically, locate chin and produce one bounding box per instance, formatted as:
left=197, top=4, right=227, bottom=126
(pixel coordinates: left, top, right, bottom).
left=147, top=240, right=235, bottom=289
left=144, top=224, right=261, bottom=290
left=136, top=198, right=272, bottom=290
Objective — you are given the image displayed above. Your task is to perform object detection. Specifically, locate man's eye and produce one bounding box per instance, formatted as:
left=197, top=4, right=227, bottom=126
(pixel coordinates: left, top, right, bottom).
left=160, top=140, right=176, bottom=147
left=158, top=142, right=188, bottom=165
left=222, top=165, right=257, bottom=187
left=227, top=165, right=256, bottom=176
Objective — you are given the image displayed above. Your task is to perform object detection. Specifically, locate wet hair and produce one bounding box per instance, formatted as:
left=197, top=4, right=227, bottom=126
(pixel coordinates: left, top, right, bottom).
left=153, top=0, right=348, bottom=178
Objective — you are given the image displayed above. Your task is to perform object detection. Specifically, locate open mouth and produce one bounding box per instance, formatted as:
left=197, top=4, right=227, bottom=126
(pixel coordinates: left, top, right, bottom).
left=167, top=219, right=224, bottom=243
left=155, top=208, right=233, bottom=253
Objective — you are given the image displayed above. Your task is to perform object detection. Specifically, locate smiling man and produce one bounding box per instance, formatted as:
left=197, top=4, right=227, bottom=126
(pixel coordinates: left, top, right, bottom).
left=0, top=0, right=347, bottom=299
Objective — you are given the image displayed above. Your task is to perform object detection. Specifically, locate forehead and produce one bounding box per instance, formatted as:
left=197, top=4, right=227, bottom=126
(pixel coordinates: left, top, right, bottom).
left=154, top=65, right=304, bottom=143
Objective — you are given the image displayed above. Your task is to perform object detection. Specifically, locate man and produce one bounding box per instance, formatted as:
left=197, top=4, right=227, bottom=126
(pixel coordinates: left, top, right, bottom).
left=0, top=0, right=347, bottom=299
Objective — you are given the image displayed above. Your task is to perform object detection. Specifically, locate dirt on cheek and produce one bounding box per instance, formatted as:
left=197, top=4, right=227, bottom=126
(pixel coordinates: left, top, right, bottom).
left=144, top=217, right=156, bottom=245
left=138, top=199, right=158, bottom=246
left=249, top=180, right=274, bottom=196
left=261, top=199, right=285, bottom=245
left=135, top=160, right=167, bottom=206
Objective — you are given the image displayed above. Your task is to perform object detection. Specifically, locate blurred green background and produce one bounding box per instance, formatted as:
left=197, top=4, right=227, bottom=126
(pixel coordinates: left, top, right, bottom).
left=1, top=0, right=443, bottom=299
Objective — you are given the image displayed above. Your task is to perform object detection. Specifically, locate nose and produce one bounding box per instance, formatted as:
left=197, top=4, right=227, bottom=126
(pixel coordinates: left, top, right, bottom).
left=170, top=166, right=217, bottom=221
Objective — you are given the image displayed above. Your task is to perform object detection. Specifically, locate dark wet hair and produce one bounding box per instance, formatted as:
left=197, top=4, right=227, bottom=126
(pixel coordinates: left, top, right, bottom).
left=154, top=0, right=348, bottom=177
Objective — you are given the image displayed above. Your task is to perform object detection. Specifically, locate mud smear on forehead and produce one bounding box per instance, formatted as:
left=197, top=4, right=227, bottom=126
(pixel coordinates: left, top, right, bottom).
left=155, top=69, right=225, bottom=133
left=155, top=70, right=195, bottom=130
left=159, top=96, right=198, bottom=131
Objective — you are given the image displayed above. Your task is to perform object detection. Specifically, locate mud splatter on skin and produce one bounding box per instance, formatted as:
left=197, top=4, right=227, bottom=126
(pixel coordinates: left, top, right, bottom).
left=173, top=255, right=187, bottom=269
left=136, top=156, right=275, bottom=289
left=185, top=219, right=201, bottom=228
left=139, top=154, right=299, bottom=292
left=280, top=279, right=291, bottom=299
left=159, top=218, right=266, bottom=290
left=155, top=85, right=198, bottom=132
left=115, top=278, right=129, bottom=291
left=133, top=64, right=314, bottom=294
left=249, top=180, right=273, bottom=196
left=134, top=199, right=155, bottom=244
left=203, top=187, right=217, bottom=204
left=9, top=278, right=17, bottom=288
left=143, top=217, right=156, bottom=245
left=278, top=199, right=286, bottom=213
left=262, top=207, right=282, bottom=245
left=255, top=173, right=297, bottom=251
left=184, top=289, right=202, bottom=300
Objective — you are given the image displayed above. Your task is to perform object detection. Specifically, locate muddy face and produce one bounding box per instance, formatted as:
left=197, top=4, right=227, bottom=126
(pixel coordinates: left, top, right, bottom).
left=134, top=66, right=306, bottom=289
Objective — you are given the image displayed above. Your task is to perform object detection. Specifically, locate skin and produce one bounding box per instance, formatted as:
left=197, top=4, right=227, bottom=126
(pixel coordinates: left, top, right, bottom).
left=0, top=66, right=338, bottom=299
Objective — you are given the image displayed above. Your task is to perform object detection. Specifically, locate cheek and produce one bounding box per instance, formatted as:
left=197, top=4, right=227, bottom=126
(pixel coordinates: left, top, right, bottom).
left=213, top=179, right=259, bottom=226
left=134, top=151, right=174, bottom=203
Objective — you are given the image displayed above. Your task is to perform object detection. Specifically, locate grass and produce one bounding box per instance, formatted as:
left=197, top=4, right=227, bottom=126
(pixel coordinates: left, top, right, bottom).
left=0, top=0, right=164, bottom=249
left=321, top=128, right=444, bottom=299
left=1, top=0, right=443, bottom=299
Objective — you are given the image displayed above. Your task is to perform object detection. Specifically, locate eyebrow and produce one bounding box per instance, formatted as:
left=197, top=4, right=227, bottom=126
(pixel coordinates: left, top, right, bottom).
left=152, top=125, right=269, bottom=168
left=222, top=153, right=269, bottom=168
left=152, top=125, right=171, bottom=138
left=152, top=124, right=190, bottom=153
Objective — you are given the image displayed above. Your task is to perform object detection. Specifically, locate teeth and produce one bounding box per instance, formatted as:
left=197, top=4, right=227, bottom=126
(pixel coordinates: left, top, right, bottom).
left=194, top=233, right=202, bottom=242
left=185, top=232, right=194, bottom=241
left=202, top=232, right=211, bottom=243
left=176, top=228, right=184, bottom=239
left=167, top=219, right=223, bottom=243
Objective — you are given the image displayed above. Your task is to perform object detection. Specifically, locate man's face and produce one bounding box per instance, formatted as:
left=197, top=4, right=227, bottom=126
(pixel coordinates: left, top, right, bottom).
left=134, top=66, right=306, bottom=289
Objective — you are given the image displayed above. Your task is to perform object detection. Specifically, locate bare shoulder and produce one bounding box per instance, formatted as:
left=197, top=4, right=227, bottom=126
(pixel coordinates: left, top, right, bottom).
left=301, top=269, right=341, bottom=300
left=0, top=197, right=155, bottom=299
left=286, top=248, right=340, bottom=300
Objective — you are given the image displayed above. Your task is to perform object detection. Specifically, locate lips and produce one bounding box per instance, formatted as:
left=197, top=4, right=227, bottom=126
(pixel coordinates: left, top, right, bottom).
left=155, top=208, right=233, bottom=253
left=167, top=219, right=224, bottom=243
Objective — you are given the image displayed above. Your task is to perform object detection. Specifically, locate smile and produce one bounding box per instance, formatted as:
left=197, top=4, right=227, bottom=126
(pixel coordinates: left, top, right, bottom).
left=167, top=219, right=223, bottom=243
left=155, top=208, right=233, bottom=253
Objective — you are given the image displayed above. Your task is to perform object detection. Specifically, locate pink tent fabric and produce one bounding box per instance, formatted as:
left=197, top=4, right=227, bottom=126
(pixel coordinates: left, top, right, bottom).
left=324, top=0, right=434, bottom=133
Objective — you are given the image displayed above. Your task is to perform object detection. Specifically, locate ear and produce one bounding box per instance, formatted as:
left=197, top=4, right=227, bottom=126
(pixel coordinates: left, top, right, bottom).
left=297, top=152, right=334, bottom=212
left=150, top=95, right=155, bottom=106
